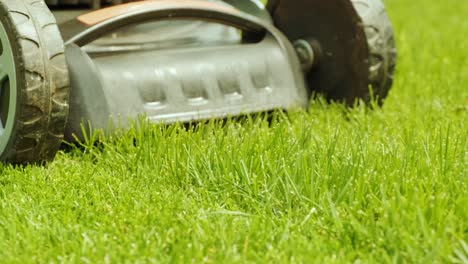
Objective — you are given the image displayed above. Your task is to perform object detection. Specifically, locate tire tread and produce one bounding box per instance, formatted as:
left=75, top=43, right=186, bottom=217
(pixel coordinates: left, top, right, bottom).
left=352, top=0, right=397, bottom=103
left=0, top=0, right=69, bottom=163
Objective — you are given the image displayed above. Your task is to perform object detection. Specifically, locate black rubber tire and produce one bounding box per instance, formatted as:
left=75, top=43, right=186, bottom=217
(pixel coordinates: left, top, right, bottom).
left=267, top=0, right=396, bottom=105
left=352, top=0, right=397, bottom=104
left=0, top=0, right=70, bottom=164
left=45, top=0, right=132, bottom=9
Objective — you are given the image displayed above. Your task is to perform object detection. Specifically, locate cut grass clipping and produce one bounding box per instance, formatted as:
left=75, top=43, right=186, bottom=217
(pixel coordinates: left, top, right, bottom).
left=0, top=0, right=467, bottom=263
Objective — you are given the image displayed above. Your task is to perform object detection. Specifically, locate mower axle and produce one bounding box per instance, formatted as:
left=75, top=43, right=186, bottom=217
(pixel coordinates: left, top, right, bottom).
left=293, top=39, right=320, bottom=72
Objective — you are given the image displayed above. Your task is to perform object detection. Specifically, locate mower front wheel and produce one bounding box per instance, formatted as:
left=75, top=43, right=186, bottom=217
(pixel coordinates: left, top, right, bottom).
left=0, top=0, right=70, bottom=164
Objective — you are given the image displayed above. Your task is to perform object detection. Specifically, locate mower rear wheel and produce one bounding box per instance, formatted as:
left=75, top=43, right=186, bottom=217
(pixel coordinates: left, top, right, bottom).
left=352, top=0, right=397, bottom=104
left=268, top=0, right=396, bottom=105
left=0, top=0, right=70, bottom=164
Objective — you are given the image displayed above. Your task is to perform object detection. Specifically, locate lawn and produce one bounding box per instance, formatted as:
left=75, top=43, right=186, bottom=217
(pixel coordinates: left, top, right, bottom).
left=0, top=0, right=467, bottom=263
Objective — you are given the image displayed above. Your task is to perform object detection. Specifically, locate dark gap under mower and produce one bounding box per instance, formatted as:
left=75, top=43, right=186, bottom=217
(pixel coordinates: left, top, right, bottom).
left=0, top=0, right=397, bottom=164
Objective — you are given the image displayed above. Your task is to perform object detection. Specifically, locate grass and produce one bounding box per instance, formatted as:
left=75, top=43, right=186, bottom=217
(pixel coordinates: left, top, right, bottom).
left=1, top=0, right=467, bottom=262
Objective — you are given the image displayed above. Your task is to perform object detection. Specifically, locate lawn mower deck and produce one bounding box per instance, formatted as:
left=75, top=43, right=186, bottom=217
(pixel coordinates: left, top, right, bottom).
left=0, top=0, right=397, bottom=164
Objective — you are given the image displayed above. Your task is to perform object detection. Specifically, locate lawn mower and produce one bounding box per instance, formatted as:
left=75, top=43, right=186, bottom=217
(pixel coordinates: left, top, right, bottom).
left=0, top=0, right=397, bottom=164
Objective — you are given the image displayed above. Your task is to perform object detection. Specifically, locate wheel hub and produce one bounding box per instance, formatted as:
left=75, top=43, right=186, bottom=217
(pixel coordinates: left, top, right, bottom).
left=293, top=39, right=320, bottom=72
left=0, top=20, right=17, bottom=154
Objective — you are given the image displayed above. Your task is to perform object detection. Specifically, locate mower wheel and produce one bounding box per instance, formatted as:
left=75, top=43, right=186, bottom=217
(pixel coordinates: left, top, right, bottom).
left=268, top=0, right=396, bottom=105
left=352, top=0, right=397, bottom=104
left=0, top=0, right=70, bottom=164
